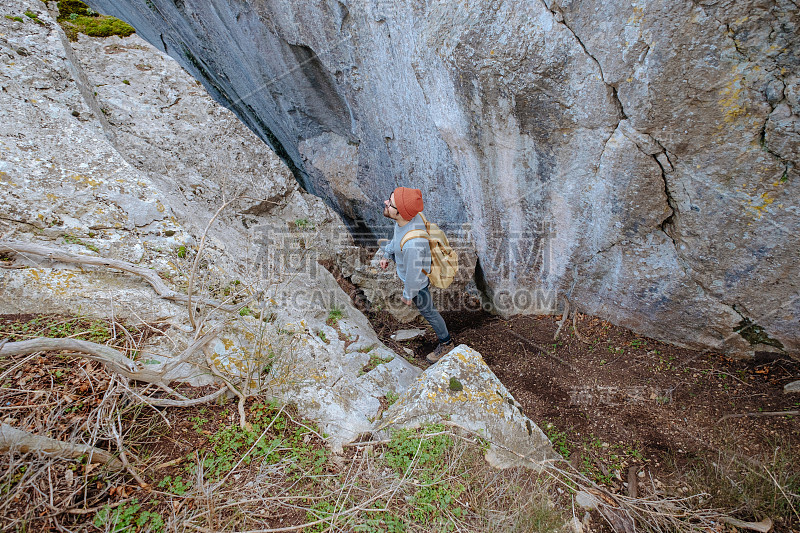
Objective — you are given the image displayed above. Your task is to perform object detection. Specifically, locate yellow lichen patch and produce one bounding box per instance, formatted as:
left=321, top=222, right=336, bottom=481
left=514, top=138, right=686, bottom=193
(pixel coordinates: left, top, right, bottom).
left=718, top=76, right=746, bottom=124
left=71, top=174, right=102, bottom=188
left=0, top=171, right=17, bottom=186
left=45, top=193, right=58, bottom=202
left=627, top=5, right=644, bottom=25
left=156, top=200, right=166, bottom=213
left=24, top=268, right=78, bottom=296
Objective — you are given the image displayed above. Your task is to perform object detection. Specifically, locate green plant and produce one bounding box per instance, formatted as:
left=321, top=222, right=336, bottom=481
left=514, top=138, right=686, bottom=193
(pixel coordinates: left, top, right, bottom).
left=58, top=8, right=135, bottom=38
left=62, top=233, right=99, bottom=253
left=327, top=304, right=343, bottom=325
left=189, top=415, right=208, bottom=431
left=158, top=475, right=192, bottom=496
left=385, top=391, right=400, bottom=406
left=176, top=245, right=187, bottom=258
left=361, top=353, right=393, bottom=374
left=93, top=499, right=164, bottom=533
left=122, top=79, right=130, bottom=85
left=542, top=421, right=571, bottom=459
left=239, top=306, right=253, bottom=317
left=630, top=338, right=646, bottom=349
left=316, top=330, right=328, bottom=343
left=5, top=15, right=24, bottom=22
left=294, top=218, right=313, bottom=230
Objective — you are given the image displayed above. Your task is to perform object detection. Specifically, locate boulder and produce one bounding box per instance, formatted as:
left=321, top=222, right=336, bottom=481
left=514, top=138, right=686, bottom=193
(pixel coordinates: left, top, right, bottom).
left=376, top=345, right=559, bottom=469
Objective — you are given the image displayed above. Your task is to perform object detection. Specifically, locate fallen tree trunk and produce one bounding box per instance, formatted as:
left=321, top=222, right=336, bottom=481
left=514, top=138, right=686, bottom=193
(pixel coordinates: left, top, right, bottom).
left=0, top=240, right=244, bottom=313
left=0, top=423, right=124, bottom=471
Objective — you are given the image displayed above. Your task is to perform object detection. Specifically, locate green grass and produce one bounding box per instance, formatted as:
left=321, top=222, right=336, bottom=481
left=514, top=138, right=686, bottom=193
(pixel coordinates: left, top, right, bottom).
left=0, top=314, right=113, bottom=344
left=327, top=304, right=344, bottom=325
left=361, top=353, right=393, bottom=375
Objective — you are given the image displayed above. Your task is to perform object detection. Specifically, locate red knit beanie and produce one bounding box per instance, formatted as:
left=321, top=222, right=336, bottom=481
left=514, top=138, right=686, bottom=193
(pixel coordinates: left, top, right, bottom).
left=393, top=187, right=424, bottom=220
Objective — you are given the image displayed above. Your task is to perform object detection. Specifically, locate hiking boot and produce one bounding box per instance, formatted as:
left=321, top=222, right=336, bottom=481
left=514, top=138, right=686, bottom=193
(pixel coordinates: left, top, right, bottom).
left=426, top=340, right=455, bottom=364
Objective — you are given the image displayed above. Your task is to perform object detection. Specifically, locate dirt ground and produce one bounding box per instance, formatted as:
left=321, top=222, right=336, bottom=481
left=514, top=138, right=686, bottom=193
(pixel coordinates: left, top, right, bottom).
left=322, top=261, right=800, bottom=529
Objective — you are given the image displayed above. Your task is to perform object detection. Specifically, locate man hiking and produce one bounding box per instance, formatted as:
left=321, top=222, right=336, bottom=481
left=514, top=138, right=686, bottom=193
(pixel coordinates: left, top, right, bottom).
left=379, top=187, right=455, bottom=364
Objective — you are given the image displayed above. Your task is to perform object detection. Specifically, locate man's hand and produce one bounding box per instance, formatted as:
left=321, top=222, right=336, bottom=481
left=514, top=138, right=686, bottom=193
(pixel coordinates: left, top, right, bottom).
left=379, top=258, right=390, bottom=270
left=401, top=297, right=413, bottom=306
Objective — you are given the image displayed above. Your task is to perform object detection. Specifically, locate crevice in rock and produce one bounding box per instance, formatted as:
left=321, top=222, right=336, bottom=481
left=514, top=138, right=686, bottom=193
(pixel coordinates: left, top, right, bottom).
left=759, top=112, right=793, bottom=180
left=540, top=0, right=626, bottom=124
left=652, top=154, right=677, bottom=246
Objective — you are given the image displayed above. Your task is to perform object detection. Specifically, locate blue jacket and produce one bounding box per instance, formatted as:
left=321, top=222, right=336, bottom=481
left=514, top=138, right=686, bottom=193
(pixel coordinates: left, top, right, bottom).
left=382, top=214, right=431, bottom=300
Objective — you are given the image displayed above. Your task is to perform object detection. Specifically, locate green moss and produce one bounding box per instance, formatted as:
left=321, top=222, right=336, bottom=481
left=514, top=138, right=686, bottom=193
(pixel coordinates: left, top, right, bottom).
left=56, top=0, right=94, bottom=20
left=73, top=15, right=134, bottom=37
left=56, top=0, right=135, bottom=38
left=734, top=317, right=784, bottom=349
left=24, top=10, right=45, bottom=25
left=5, top=15, right=24, bottom=22
left=448, top=377, right=463, bottom=392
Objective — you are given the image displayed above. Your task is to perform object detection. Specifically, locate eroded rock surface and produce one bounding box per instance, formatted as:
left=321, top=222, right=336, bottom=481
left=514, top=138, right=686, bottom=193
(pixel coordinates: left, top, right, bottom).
left=0, top=2, right=424, bottom=449
left=87, top=0, right=800, bottom=357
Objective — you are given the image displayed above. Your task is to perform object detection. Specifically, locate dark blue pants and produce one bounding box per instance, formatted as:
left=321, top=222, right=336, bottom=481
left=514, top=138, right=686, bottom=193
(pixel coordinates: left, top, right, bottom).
left=413, top=284, right=451, bottom=344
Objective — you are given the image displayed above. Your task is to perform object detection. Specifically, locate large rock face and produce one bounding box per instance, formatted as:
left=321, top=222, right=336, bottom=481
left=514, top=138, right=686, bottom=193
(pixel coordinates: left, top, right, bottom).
left=86, top=0, right=799, bottom=356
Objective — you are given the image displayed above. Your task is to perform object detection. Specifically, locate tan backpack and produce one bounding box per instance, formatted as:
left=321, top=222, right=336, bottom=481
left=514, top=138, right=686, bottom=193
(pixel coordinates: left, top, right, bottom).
left=399, top=213, right=459, bottom=289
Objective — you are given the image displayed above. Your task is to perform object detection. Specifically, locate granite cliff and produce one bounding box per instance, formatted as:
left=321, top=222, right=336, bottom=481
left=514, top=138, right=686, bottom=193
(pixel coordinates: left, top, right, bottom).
left=86, top=0, right=799, bottom=356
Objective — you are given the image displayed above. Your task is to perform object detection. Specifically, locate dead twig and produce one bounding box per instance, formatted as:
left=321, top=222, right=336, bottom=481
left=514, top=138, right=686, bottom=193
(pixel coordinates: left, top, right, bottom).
left=572, top=311, right=590, bottom=344
left=718, top=410, right=799, bottom=422
left=145, top=385, right=228, bottom=408
left=187, top=198, right=240, bottom=331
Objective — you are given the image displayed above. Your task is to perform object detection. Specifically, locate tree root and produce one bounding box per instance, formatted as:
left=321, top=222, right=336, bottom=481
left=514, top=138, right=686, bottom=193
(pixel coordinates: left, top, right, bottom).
left=0, top=423, right=124, bottom=471
left=572, top=311, right=590, bottom=344
left=0, top=240, right=246, bottom=314
left=0, top=329, right=220, bottom=386
left=0, top=337, right=164, bottom=384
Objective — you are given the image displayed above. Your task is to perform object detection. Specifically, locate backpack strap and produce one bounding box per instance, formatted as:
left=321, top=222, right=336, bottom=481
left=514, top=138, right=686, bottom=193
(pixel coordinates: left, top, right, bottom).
left=400, top=229, right=430, bottom=251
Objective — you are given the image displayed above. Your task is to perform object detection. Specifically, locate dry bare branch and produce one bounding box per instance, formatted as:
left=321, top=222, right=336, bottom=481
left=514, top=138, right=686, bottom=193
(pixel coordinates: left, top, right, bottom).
left=0, top=240, right=245, bottom=313
left=0, top=423, right=124, bottom=471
